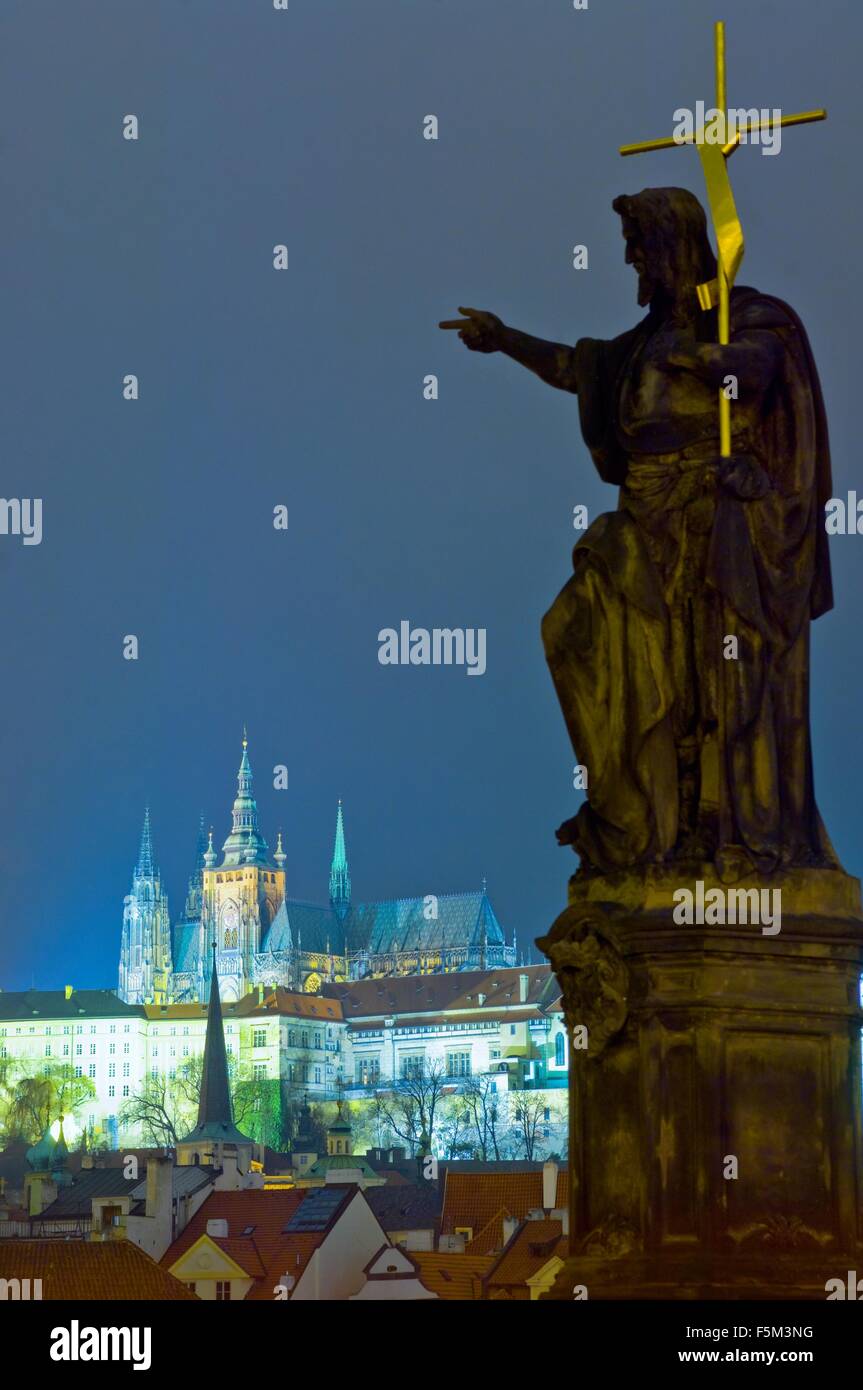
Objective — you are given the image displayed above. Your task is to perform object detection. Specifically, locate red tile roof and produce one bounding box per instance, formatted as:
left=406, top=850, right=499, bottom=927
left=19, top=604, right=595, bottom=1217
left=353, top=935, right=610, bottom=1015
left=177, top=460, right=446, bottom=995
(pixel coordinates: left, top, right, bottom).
left=412, top=1252, right=494, bottom=1300
left=324, top=966, right=559, bottom=1021
left=441, top=1168, right=568, bottom=1236
left=485, top=1219, right=566, bottom=1295
left=0, top=1240, right=197, bottom=1300
left=161, top=1186, right=360, bottom=1299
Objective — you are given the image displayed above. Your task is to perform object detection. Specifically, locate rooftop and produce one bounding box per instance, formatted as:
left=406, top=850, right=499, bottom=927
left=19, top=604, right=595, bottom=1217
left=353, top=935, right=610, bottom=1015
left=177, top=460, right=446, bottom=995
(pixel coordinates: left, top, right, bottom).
left=0, top=1240, right=198, bottom=1300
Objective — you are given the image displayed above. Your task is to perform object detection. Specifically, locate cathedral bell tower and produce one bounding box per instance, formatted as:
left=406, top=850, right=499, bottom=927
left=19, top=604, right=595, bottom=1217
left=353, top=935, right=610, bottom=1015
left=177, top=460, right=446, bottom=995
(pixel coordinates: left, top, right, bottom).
left=201, top=731, right=285, bottom=1001
left=118, top=808, right=172, bottom=1005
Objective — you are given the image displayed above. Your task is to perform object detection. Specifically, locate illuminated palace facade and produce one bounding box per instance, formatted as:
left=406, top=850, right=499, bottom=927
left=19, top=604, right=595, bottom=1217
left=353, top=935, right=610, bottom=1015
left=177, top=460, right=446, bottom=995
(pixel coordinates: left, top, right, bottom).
left=118, top=735, right=516, bottom=1006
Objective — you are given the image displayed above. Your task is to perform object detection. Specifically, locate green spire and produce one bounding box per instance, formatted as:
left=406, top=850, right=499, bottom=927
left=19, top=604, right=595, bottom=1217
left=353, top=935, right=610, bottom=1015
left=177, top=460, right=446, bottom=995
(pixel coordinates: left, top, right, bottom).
left=329, top=800, right=351, bottom=918
left=220, top=729, right=270, bottom=867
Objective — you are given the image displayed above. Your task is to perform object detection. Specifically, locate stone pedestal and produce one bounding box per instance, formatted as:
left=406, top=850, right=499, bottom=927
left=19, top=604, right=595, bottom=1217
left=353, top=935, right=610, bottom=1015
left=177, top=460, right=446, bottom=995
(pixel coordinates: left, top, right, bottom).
left=538, top=866, right=863, bottom=1299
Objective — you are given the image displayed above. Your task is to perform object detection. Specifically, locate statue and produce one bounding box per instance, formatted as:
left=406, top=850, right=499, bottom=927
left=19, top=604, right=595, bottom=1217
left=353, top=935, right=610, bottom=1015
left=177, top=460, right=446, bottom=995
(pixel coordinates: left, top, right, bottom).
left=441, top=185, right=838, bottom=881
left=441, top=20, right=863, bottom=1303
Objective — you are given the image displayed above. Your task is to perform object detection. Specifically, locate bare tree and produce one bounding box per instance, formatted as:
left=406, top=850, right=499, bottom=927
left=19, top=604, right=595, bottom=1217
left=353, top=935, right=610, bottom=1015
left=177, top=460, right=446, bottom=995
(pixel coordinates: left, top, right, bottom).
left=460, top=1073, right=506, bottom=1160
left=509, top=1093, right=566, bottom=1160
left=118, top=1074, right=186, bottom=1148
left=435, top=1093, right=475, bottom=1159
left=372, top=1060, right=448, bottom=1155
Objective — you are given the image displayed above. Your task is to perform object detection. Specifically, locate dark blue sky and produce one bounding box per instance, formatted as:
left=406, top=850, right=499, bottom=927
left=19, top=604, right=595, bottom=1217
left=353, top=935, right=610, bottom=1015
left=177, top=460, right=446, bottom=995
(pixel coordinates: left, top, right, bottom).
left=2, top=0, right=859, bottom=990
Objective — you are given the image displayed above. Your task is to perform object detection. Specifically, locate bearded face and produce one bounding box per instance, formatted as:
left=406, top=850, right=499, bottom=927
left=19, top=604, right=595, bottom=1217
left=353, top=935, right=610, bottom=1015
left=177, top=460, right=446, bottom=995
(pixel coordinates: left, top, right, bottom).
left=614, top=190, right=719, bottom=315
left=620, top=215, right=658, bottom=307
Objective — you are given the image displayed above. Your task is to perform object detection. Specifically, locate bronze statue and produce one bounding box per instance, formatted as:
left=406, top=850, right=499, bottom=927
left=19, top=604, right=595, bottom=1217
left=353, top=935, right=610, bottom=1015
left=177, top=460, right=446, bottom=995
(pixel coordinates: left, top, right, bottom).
left=442, top=186, right=837, bottom=880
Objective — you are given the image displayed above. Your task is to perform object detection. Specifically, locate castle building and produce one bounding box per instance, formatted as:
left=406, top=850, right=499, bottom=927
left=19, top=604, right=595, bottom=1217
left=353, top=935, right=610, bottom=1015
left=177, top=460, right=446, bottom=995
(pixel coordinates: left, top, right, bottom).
left=119, top=733, right=516, bottom=1006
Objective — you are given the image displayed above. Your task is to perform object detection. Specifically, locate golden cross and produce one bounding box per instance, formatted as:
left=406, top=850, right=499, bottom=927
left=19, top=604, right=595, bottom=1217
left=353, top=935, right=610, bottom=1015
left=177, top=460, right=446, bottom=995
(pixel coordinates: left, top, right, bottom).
left=619, top=21, right=826, bottom=457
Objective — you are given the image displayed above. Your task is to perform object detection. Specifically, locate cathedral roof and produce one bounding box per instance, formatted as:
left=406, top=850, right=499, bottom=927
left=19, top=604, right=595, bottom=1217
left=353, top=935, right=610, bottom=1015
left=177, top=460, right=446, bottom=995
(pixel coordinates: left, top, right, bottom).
left=343, top=890, right=504, bottom=957
left=172, top=921, right=201, bottom=975
left=263, top=901, right=344, bottom=956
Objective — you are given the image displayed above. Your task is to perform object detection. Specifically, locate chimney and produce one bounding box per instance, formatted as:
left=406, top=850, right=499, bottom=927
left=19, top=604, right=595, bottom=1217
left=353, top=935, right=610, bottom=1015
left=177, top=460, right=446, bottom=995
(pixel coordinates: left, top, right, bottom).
left=145, top=1155, right=173, bottom=1223
left=257, top=983, right=264, bottom=1005
left=519, top=973, right=529, bottom=1003
left=542, top=1159, right=558, bottom=1210
left=64, top=985, right=73, bottom=1001
left=81, top=1154, right=94, bottom=1170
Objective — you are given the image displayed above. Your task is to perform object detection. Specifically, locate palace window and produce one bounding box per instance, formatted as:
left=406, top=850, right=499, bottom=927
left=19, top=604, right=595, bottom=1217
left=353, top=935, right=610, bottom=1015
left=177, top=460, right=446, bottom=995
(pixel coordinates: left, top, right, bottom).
left=253, top=1029, right=267, bottom=1049
left=446, top=1051, right=471, bottom=1078
left=75, top=1045, right=82, bottom=1056
left=109, top=1064, right=115, bottom=1077
left=44, top=1045, right=51, bottom=1057
left=88, top=1065, right=96, bottom=1079
left=555, top=1033, right=566, bottom=1067
left=215, top=1282, right=232, bottom=1301
left=400, top=1054, right=425, bottom=1080
left=288, top=1029, right=296, bottom=1047
left=314, top=1066, right=321, bottom=1084
left=355, top=1058, right=380, bottom=1087
left=108, top=1086, right=115, bottom=1098
left=301, top=1031, right=309, bottom=1048
left=253, top=1063, right=267, bottom=1080
left=122, top=1085, right=129, bottom=1097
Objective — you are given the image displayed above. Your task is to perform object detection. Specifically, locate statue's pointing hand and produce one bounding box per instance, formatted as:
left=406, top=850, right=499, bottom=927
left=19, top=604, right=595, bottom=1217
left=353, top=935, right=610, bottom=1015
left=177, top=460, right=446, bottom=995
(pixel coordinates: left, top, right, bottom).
left=439, top=306, right=506, bottom=353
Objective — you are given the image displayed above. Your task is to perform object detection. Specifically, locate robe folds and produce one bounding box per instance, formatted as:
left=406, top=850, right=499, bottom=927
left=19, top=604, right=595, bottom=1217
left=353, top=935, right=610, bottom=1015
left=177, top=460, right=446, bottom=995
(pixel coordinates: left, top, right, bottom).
left=542, top=286, right=838, bottom=875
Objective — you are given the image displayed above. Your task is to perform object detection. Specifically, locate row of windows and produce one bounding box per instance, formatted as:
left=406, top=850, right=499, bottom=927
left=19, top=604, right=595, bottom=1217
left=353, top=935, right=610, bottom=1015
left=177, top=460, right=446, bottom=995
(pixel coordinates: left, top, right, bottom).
left=213, top=871, right=278, bottom=883
left=285, top=1062, right=323, bottom=1084
left=0, top=1023, right=134, bottom=1036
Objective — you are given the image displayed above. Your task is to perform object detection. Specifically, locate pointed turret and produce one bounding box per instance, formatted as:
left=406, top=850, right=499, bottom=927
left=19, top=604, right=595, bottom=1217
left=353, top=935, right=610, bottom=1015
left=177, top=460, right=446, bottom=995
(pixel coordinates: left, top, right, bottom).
left=203, top=827, right=217, bottom=869
left=136, top=807, right=154, bottom=879
left=274, top=829, right=286, bottom=869
left=329, top=800, right=352, bottom=919
left=220, top=729, right=271, bottom=867
left=183, top=814, right=208, bottom=920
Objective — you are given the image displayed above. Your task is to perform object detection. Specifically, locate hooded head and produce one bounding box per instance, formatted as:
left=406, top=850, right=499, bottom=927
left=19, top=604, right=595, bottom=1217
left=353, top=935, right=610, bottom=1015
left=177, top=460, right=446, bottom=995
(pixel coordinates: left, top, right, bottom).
left=613, top=187, right=717, bottom=315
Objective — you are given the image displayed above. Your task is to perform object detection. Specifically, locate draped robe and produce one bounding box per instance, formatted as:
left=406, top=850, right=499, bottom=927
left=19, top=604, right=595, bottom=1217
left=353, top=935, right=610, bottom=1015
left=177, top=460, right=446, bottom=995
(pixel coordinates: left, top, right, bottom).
left=542, top=286, right=837, bottom=875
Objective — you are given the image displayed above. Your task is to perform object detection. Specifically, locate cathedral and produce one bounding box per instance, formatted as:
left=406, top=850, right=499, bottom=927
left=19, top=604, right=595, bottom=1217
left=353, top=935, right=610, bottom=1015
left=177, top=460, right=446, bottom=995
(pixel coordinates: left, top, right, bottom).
left=118, top=734, right=516, bottom=1005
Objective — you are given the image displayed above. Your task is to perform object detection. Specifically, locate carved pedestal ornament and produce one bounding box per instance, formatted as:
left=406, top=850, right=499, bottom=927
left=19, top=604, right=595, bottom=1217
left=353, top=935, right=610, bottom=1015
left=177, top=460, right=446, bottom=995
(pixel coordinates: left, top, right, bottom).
left=543, top=910, right=629, bottom=1060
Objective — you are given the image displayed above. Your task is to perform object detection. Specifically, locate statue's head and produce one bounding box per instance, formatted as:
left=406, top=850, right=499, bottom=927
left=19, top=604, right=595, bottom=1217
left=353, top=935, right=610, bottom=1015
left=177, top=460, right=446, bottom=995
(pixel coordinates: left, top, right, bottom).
left=613, top=188, right=717, bottom=311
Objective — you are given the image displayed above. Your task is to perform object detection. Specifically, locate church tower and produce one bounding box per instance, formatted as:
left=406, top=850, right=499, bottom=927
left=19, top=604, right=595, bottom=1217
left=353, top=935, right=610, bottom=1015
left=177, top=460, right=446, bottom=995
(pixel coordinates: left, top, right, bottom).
left=201, top=731, right=285, bottom=1001
left=329, top=800, right=351, bottom=919
left=118, top=809, right=172, bottom=1004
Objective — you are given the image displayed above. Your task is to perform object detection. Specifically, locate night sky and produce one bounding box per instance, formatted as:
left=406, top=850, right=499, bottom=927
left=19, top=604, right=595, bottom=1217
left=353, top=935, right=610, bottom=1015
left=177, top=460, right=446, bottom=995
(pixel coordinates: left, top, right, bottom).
left=2, top=0, right=859, bottom=990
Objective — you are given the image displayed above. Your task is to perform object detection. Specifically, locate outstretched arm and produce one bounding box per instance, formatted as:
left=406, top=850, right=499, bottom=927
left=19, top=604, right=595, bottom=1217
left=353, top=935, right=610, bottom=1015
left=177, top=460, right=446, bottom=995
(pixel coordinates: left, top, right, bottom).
left=440, top=307, right=578, bottom=394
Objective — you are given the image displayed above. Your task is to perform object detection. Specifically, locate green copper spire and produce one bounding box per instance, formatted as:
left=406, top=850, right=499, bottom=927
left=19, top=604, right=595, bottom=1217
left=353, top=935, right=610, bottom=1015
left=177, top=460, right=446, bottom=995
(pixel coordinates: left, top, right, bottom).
left=329, top=800, right=351, bottom=918
left=220, top=730, right=271, bottom=867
